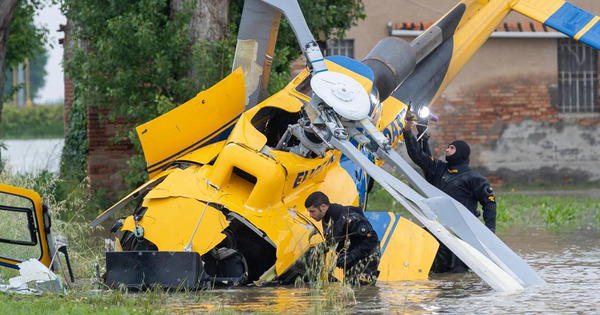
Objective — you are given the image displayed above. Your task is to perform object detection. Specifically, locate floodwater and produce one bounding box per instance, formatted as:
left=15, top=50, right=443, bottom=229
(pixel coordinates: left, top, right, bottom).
left=173, top=228, right=600, bottom=314
left=0, top=139, right=64, bottom=173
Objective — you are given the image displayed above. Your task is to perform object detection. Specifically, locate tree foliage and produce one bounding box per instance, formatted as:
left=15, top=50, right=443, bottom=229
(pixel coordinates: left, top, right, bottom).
left=61, top=0, right=365, bottom=189
left=5, top=0, right=48, bottom=69
left=3, top=0, right=48, bottom=102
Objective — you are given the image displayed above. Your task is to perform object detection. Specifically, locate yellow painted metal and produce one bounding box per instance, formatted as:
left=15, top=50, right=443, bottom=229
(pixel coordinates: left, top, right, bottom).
left=122, top=197, right=229, bottom=255
left=91, top=170, right=175, bottom=227
left=143, top=167, right=210, bottom=201
left=227, top=115, right=268, bottom=151
left=377, top=96, right=409, bottom=148
left=0, top=183, right=51, bottom=268
left=575, top=16, right=600, bottom=40
left=269, top=150, right=336, bottom=194
left=511, top=0, right=565, bottom=23
left=326, top=60, right=374, bottom=95
left=113, top=56, right=437, bottom=282
left=128, top=159, right=322, bottom=277
left=176, top=140, right=226, bottom=165
left=136, top=67, right=246, bottom=178
left=377, top=217, right=439, bottom=281
left=206, top=146, right=285, bottom=211
left=440, top=0, right=512, bottom=103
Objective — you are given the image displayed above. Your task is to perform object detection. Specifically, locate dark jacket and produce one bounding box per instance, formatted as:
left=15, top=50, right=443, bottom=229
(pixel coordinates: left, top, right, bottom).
left=404, top=130, right=497, bottom=232
left=322, top=203, right=380, bottom=270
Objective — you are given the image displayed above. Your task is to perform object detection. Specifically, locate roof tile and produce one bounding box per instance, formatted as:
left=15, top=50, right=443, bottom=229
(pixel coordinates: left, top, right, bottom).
left=391, top=21, right=555, bottom=33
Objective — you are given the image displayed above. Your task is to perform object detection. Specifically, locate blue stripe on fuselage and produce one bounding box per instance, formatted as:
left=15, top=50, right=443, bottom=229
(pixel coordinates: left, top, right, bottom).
left=339, top=138, right=373, bottom=208
left=364, top=212, right=402, bottom=258
left=147, top=115, right=239, bottom=174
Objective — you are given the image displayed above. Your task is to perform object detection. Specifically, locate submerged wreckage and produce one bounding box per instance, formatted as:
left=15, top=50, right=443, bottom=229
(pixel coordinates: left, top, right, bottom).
left=3, top=0, right=600, bottom=292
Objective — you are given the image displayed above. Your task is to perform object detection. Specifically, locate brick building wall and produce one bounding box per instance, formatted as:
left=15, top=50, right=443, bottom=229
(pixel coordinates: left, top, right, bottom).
left=62, top=20, right=136, bottom=195
left=423, top=77, right=600, bottom=185
left=86, top=107, right=136, bottom=194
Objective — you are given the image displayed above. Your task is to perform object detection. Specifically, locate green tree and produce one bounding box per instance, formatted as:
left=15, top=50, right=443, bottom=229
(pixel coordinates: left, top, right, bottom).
left=0, top=0, right=48, bottom=163
left=61, top=0, right=365, bottom=189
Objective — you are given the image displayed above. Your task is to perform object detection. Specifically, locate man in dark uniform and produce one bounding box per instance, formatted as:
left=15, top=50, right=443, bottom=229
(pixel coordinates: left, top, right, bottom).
left=305, top=191, right=380, bottom=284
left=403, top=120, right=497, bottom=273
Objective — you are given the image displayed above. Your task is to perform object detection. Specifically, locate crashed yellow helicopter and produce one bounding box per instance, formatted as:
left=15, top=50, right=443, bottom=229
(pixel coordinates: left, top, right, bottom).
left=90, top=0, right=600, bottom=291
left=3, top=0, right=600, bottom=292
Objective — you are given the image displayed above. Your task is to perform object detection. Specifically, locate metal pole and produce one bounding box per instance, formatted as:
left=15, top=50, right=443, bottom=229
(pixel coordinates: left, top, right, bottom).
left=25, top=58, right=32, bottom=107
left=12, top=66, right=17, bottom=107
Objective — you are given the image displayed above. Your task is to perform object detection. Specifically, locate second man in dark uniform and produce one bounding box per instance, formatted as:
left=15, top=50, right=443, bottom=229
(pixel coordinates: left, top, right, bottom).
left=305, top=191, right=380, bottom=284
left=403, top=120, right=497, bottom=273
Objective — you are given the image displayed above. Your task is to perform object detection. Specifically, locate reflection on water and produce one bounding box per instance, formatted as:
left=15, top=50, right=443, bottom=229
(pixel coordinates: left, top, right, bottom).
left=171, top=229, right=600, bottom=314
left=1, top=139, right=64, bottom=173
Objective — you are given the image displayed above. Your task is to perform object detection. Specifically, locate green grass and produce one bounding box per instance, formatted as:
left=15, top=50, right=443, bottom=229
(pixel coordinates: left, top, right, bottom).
left=368, top=182, right=600, bottom=230
left=1, top=104, right=64, bottom=139
left=496, top=194, right=600, bottom=229
left=495, top=182, right=600, bottom=193
left=0, top=289, right=165, bottom=314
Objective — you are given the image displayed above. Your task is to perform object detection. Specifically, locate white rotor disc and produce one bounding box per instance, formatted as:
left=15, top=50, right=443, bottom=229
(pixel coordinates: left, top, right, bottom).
left=310, top=71, right=370, bottom=121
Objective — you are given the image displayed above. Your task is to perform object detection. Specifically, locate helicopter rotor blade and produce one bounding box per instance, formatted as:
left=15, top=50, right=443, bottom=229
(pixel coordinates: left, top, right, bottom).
left=259, top=0, right=327, bottom=74
left=376, top=147, right=546, bottom=287
left=329, top=135, right=529, bottom=292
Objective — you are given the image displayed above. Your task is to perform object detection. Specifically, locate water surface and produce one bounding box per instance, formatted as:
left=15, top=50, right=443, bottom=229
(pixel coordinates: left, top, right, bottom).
left=173, top=229, right=600, bottom=314
left=1, top=139, right=64, bottom=173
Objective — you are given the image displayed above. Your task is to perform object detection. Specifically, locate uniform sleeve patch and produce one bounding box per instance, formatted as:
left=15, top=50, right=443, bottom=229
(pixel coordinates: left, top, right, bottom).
left=357, top=223, right=369, bottom=236
left=488, top=196, right=495, bottom=202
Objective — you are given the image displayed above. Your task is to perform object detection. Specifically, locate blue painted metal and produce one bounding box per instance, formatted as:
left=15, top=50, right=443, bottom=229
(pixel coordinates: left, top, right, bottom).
left=580, top=20, right=600, bottom=50
left=364, top=212, right=403, bottom=257
left=326, top=56, right=375, bottom=81
left=545, top=2, right=595, bottom=37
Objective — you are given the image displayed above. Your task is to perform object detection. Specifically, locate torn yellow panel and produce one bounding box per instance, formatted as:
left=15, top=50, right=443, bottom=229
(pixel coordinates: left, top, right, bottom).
left=90, top=170, right=174, bottom=228
left=177, top=140, right=226, bottom=165
left=137, top=68, right=245, bottom=178
left=227, top=115, right=268, bottom=151
left=144, top=167, right=211, bottom=201
left=133, top=197, right=229, bottom=255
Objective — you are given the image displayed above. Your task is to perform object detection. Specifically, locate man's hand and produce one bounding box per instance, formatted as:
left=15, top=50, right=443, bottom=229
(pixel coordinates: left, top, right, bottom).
left=336, top=252, right=356, bottom=269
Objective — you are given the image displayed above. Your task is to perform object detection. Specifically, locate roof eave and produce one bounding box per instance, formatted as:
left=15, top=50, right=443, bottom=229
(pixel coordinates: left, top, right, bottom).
left=390, top=29, right=568, bottom=38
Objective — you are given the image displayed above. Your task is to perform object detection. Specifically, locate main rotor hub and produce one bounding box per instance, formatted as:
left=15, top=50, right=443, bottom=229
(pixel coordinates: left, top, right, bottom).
left=332, top=82, right=355, bottom=101
left=310, top=71, right=370, bottom=121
